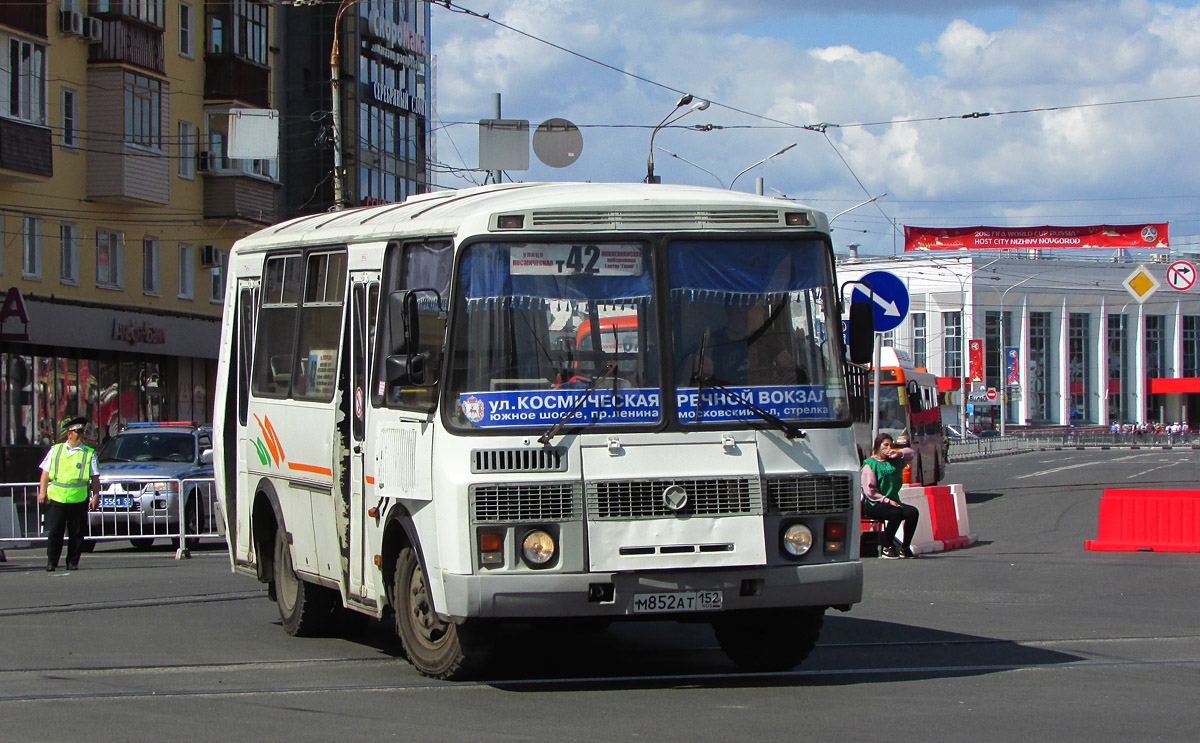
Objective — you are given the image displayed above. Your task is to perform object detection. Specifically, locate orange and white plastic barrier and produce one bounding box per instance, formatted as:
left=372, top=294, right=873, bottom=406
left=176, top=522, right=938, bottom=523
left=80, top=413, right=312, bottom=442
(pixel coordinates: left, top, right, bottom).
left=894, top=483, right=977, bottom=555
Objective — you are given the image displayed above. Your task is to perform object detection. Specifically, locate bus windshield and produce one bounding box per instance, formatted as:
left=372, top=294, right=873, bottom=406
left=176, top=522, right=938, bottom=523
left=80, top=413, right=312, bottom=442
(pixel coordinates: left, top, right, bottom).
left=446, top=241, right=662, bottom=431
left=445, top=238, right=848, bottom=432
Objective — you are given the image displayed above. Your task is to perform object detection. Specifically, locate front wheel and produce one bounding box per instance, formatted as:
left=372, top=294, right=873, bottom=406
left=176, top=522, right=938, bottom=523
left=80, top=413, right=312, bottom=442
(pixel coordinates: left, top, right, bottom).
left=393, top=547, right=493, bottom=680
left=273, top=529, right=337, bottom=637
left=713, top=607, right=824, bottom=672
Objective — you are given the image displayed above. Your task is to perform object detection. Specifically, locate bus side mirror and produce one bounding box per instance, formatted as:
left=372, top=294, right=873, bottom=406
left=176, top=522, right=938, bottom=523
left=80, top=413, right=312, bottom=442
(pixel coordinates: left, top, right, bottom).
left=847, top=300, right=874, bottom=364
left=388, top=290, right=420, bottom=355
left=386, top=353, right=427, bottom=387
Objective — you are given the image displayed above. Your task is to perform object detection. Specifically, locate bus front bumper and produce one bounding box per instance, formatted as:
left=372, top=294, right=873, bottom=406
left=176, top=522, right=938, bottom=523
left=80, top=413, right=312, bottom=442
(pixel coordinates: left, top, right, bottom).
left=439, top=560, right=863, bottom=620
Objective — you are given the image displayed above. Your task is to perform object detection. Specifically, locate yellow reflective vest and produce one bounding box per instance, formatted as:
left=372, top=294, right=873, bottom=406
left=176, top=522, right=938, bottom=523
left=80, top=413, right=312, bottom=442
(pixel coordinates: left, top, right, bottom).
left=46, top=443, right=95, bottom=504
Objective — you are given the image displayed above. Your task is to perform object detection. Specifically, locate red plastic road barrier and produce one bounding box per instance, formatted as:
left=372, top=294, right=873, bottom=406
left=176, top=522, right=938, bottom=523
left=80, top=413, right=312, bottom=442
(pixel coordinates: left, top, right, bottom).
left=1085, top=489, right=1200, bottom=552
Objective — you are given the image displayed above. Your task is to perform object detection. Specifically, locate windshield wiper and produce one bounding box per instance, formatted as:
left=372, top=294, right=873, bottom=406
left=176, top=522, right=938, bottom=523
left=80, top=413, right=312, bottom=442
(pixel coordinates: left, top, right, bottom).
left=693, top=372, right=806, bottom=440
left=538, top=362, right=619, bottom=446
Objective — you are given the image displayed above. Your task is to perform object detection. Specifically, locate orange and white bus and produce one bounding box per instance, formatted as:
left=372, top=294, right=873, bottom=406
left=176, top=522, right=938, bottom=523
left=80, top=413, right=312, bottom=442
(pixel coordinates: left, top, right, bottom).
left=866, top=347, right=947, bottom=486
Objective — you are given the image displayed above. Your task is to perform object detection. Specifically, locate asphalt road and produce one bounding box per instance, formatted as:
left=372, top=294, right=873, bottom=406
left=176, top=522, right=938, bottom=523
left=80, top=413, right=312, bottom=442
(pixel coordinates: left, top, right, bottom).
left=2, top=447, right=1199, bottom=742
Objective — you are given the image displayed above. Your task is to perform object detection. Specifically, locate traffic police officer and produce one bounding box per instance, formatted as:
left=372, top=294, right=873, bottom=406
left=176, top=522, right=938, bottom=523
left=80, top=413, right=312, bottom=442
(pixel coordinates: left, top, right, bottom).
left=38, top=417, right=100, bottom=572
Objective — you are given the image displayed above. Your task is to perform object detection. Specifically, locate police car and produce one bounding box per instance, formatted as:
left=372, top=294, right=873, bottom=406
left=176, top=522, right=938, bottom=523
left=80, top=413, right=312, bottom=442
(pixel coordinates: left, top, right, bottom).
left=89, top=422, right=214, bottom=549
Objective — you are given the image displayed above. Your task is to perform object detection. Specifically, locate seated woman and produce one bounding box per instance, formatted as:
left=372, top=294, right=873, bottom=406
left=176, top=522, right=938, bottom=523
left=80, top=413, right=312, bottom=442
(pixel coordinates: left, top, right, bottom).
left=861, top=432, right=920, bottom=559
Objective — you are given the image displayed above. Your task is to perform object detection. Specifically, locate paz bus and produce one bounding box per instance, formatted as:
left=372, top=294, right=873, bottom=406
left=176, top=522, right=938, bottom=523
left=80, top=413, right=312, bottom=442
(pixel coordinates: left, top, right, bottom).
left=213, top=182, right=874, bottom=679
left=861, top=347, right=947, bottom=485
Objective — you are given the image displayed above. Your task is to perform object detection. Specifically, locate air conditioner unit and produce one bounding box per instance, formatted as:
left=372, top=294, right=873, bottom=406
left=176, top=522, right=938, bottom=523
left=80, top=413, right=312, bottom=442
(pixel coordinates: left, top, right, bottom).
left=59, top=10, right=83, bottom=36
left=83, top=17, right=103, bottom=43
left=201, top=245, right=223, bottom=268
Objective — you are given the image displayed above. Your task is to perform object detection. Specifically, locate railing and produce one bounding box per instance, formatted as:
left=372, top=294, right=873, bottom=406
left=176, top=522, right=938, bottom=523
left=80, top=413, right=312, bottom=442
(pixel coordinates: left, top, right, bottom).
left=0, top=477, right=222, bottom=560
left=947, top=429, right=1200, bottom=462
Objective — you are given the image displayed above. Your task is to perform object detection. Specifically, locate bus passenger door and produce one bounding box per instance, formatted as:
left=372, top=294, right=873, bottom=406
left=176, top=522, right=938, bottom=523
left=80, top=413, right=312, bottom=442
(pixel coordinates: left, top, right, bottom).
left=347, top=275, right=379, bottom=607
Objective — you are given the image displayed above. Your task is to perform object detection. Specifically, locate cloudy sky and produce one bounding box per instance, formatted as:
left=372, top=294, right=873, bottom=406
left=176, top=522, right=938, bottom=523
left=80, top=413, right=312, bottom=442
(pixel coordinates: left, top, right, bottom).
left=429, top=0, right=1200, bottom=255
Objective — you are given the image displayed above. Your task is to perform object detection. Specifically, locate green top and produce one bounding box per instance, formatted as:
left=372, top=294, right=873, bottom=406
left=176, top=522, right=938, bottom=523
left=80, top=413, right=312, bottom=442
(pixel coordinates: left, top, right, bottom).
left=46, top=443, right=95, bottom=504
left=863, top=455, right=904, bottom=503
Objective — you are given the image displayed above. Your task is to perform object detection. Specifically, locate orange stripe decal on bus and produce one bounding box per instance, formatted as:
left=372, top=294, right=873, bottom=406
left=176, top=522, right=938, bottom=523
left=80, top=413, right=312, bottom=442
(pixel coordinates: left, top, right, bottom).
left=263, top=417, right=286, bottom=464
left=253, top=414, right=280, bottom=466
left=287, top=462, right=333, bottom=476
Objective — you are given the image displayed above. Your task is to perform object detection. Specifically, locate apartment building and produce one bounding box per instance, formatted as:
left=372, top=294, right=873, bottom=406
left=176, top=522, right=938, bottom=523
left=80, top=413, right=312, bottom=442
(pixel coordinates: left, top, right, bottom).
left=0, top=0, right=280, bottom=479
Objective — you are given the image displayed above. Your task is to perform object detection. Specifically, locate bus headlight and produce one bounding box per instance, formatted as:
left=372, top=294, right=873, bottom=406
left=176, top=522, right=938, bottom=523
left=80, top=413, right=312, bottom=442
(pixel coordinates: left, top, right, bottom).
left=782, top=523, right=814, bottom=557
left=521, top=529, right=556, bottom=567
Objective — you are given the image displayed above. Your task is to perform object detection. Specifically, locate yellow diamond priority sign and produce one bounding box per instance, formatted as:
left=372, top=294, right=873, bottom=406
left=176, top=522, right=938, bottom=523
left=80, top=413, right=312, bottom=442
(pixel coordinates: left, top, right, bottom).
left=1123, top=265, right=1160, bottom=303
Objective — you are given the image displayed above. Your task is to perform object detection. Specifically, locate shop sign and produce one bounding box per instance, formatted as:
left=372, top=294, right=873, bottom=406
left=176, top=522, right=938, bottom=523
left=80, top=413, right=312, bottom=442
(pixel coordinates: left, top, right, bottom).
left=367, top=11, right=427, bottom=56
left=113, top=318, right=166, bottom=345
left=0, top=287, right=30, bottom=341
left=369, top=81, right=426, bottom=114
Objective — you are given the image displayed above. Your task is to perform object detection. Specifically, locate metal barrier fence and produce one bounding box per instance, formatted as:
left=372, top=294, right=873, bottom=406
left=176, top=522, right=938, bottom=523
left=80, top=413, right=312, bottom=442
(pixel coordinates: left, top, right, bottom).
left=947, top=430, right=1200, bottom=462
left=0, top=477, right=222, bottom=559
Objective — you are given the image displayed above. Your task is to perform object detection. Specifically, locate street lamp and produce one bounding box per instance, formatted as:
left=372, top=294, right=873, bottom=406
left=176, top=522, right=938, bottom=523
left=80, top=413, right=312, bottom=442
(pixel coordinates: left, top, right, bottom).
left=830, top=194, right=887, bottom=224
left=728, top=143, right=797, bottom=191
left=646, top=95, right=709, bottom=184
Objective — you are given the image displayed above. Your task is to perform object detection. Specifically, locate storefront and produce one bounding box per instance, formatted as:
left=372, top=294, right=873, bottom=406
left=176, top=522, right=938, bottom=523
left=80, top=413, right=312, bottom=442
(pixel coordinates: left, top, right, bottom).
left=0, top=289, right=219, bottom=481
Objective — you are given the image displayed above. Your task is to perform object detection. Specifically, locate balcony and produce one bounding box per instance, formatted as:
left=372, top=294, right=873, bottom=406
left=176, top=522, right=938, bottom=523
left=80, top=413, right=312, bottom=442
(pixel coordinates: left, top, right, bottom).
left=88, top=18, right=164, bottom=74
left=0, top=118, right=53, bottom=180
left=205, top=56, right=271, bottom=109
left=202, top=172, right=279, bottom=225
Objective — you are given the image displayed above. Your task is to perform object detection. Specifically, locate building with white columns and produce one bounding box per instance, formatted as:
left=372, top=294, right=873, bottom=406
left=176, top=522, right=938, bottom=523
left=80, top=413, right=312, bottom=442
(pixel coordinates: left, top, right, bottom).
left=837, top=252, right=1200, bottom=429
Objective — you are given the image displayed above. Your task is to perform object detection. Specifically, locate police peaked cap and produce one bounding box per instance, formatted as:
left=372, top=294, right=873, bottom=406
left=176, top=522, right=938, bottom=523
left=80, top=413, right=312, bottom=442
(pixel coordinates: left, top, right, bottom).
left=63, top=416, right=88, bottom=432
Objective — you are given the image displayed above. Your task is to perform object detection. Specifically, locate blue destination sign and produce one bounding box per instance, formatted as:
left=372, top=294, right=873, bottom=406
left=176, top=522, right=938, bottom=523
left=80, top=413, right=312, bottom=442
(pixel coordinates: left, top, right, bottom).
left=459, top=385, right=830, bottom=428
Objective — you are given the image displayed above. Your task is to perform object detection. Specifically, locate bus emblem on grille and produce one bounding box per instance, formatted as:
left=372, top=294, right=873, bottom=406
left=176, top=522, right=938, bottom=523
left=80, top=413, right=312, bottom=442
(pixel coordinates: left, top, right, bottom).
left=662, top=485, right=688, bottom=512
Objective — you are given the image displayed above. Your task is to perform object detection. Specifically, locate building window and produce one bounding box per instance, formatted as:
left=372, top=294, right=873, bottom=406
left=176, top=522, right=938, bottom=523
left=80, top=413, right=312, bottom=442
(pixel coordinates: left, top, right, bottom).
left=123, top=0, right=166, bottom=27
left=60, top=223, right=79, bottom=285
left=209, top=249, right=227, bottom=303
left=2, top=35, right=47, bottom=125
left=143, top=236, right=159, bottom=295
left=1068, top=313, right=1092, bottom=423
left=911, top=313, right=926, bottom=369
left=208, top=14, right=224, bottom=53
left=125, top=71, right=162, bottom=149
left=232, top=0, right=269, bottom=65
left=96, top=228, right=124, bottom=288
left=178, top=120, right=196, bottom=178
left=178, top=243, right=194, bottom=299
left=1145, top=315, right=1167, bottom=380
left=1029, top=311, right=1052, bottom=422
left=21, top=215, right=41, bottom=279
left=61, top=88, right=78, bottom=148
left=1108, top=314, right=1129, bottom=423
left=179, top=2, right=194, bottom=57
left=942, top=310, right=961, bottom=377
left=1184, top=316, right=1200, bottom=378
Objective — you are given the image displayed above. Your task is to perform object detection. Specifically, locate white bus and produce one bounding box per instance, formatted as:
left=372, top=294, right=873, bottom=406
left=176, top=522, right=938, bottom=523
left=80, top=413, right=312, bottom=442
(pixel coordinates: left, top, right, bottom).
left=213, top=182, right=874, bottom=679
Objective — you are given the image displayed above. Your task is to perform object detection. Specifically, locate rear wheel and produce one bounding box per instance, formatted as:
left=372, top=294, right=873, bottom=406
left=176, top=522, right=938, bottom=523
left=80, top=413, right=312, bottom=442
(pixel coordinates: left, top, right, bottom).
left=393, top=547, right=493, bottom=680
left=129, top=537, right=155, bottom=550
left=713, top=607, right=824, bottom=672
left=171, top=492, right=202, bottom=550
left=273, top=529, right=337, bottom=637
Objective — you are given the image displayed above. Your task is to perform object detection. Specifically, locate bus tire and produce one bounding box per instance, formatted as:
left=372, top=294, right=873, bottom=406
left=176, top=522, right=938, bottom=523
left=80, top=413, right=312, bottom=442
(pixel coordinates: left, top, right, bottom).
left=713, top=607, right=824, bottom=672
left=171, top=491, right=202, bottom=550
left=393, top=547, right=492, bottom=680
left=273, top=528, right=336, bottom=637
left=130, top=537, right=155, bottom=550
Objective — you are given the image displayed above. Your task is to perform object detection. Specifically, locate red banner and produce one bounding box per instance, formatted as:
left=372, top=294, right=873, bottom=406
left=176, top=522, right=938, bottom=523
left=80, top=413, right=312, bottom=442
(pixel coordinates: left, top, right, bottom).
left=969, top=339, right=983, bottom=383
left=904, top=224, right=1169, bottom=251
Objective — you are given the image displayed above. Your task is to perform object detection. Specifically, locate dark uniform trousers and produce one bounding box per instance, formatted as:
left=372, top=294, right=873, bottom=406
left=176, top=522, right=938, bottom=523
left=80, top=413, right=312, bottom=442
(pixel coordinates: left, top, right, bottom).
left=45, top=500, right=89, bottom=568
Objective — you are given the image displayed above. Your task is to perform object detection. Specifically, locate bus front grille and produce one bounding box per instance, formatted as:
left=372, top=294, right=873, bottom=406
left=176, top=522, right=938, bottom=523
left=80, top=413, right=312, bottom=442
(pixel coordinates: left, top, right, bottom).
left=470, top=447, right=567, bottom=473
left=470, top=482, right=581, bottom=523
left=766, top=474, right=854, bottom=514
left=586, top=477, right=762, bottom=520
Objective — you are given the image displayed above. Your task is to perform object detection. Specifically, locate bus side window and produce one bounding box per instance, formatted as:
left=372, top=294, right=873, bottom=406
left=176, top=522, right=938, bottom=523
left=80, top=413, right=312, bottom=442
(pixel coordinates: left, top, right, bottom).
left=374, top=240, right=452, bottom=411
left=252, top=254, right=304, bottom=398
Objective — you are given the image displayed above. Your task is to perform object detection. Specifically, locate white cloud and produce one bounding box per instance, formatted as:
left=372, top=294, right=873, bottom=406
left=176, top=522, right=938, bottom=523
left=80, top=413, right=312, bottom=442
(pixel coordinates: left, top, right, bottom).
left=431, top=1, right=1200, bottom=253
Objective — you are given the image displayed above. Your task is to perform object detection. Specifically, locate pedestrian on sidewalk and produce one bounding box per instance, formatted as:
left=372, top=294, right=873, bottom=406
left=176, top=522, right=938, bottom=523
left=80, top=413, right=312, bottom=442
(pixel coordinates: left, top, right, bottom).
left=38, top=417, right=100, bottom=572
left=861, top=432, right=920, bottom=559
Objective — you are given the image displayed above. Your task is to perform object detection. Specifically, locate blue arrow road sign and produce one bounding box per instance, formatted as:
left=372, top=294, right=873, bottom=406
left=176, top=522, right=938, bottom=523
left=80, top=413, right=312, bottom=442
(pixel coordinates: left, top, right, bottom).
left=851, top=270, right=910, bottom=333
